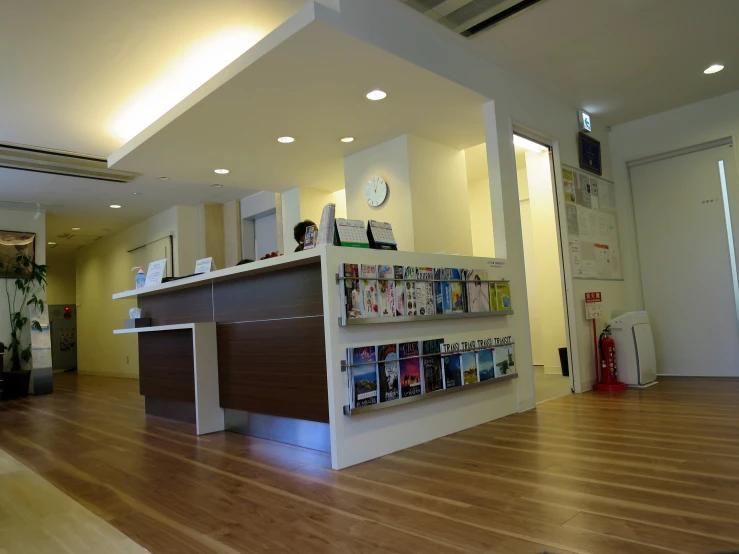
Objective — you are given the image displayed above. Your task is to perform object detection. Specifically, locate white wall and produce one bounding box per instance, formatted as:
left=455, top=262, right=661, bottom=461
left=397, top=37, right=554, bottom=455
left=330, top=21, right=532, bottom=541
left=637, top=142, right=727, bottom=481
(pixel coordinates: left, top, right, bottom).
left=344, top=135, right=473, bottom=254
left=407, top=136, right=473, bottom=255
left=76, top=206, right=197, bottom=378
left=0, top=209, right=46, bottom=370
left=315, top=0, right=633, bottom=395
left=344, top=135, right=415, bottom=251
left=255, top=213, right=278, bottom=258
left=465, top=143, right=496, bottom=258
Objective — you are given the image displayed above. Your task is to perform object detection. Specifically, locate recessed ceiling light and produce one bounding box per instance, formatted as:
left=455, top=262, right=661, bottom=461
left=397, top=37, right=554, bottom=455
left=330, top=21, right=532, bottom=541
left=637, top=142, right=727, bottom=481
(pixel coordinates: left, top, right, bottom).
left=211, top=183, right=224, bottom=188
left=340, top=137, right=355, bottom=143
left=277, top=136, right=295, bottom=143
left=48, top=242, right=56, bottom=245
left=214, top=168, right=230, bottom=174
left=157, top=176, right=170, bottom=180
left=71, top=227, right=81, bottom=231
left=704, top=64, right=724, bottom=74
left=110, top=204, right=122, bottom=209
left=366, top=90, right=387, bottom=101
left=132, top=192, right=141, bottom=195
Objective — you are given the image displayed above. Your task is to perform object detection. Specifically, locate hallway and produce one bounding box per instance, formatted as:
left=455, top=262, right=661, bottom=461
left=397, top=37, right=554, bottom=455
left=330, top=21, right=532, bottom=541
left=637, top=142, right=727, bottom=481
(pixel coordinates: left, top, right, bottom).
left=1, top=373, right=738, bottom=553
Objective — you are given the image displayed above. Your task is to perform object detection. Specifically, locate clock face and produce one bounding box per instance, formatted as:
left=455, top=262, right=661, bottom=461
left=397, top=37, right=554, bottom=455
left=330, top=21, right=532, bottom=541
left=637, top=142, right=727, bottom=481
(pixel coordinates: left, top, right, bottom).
left=365, top=175, right=388, bottom=207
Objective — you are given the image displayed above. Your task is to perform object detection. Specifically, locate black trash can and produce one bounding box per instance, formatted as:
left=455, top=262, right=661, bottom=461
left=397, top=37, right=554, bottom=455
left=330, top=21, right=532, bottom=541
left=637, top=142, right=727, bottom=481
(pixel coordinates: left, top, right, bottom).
left=558, top=347, right=569, bottom=377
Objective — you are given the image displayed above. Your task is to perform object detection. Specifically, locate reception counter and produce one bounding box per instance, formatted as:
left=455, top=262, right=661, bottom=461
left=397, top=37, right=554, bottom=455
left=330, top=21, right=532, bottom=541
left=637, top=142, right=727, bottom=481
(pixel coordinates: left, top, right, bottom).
left=114, top=245, right=521, bottom=469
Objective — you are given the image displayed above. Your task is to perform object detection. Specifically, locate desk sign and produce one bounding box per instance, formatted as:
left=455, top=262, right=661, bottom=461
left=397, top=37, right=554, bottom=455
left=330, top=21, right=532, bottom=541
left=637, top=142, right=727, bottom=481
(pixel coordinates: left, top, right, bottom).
left=144, top=259, right=167, bottom=287
left=585, top=291, right=603, bottom=320
left=194, top=257, right=215, bottom=274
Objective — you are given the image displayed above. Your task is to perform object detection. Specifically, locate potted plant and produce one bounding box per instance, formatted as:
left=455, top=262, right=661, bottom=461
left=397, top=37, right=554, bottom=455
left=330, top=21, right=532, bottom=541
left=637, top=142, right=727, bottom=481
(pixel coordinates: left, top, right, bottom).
left=1, top=254, right=48, bottom=399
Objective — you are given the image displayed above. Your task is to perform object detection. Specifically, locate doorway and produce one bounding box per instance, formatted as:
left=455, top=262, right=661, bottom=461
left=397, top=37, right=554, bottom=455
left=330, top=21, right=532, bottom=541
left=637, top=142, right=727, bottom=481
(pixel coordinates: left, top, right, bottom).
left=514, top=134, right=573, bottom=402
left=629, top=141, right=739, bottom=376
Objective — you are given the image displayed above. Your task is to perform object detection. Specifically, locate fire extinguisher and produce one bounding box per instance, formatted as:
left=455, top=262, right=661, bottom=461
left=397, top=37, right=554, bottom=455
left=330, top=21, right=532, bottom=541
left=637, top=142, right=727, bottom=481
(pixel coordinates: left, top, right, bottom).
left=594, top=325, right=626, bottom=391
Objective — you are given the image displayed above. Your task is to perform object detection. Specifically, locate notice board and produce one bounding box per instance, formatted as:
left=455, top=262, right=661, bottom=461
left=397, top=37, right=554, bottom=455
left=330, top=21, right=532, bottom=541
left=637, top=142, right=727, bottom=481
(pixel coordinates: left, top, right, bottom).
left=562, top=165, right=623, bottom=280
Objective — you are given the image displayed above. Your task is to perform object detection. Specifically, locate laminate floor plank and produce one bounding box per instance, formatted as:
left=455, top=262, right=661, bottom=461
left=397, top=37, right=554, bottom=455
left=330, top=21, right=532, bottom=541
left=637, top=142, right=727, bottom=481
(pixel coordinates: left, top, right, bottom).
left=1, top=373, right=739, bottom=553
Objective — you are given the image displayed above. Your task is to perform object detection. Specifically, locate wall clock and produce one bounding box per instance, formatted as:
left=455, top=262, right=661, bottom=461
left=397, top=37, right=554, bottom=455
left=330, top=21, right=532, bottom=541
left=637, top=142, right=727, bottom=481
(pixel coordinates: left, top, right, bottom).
left=365, top=175, right=388, bottom=207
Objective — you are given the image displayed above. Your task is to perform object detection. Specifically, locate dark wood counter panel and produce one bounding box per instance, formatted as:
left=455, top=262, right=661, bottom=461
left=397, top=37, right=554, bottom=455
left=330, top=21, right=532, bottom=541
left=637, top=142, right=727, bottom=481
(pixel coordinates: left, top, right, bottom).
left=135, top=260, right=328, bottom=424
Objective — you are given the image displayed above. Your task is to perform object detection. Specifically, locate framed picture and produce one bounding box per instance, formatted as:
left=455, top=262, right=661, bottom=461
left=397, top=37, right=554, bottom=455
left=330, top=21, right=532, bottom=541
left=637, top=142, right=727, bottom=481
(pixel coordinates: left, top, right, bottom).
left=578, top=132, right=602, bottom=175
left=0, top=230, right=36, bottom=278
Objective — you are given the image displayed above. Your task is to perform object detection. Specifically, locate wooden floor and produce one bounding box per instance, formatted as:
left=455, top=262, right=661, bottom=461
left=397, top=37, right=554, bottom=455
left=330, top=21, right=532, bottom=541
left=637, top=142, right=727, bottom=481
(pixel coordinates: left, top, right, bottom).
left=1, top=374, right=739, bottom=554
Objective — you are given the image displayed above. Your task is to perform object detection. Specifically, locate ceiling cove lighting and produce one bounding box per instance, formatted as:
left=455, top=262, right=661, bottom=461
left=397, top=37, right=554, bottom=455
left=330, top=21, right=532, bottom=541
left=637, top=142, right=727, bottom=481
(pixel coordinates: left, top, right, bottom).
left=513, top=134, right=548, bottom=153
left=340, top=137, right=355, bottom=143
left=108, top=27, right=263, bottom=143
left=366, top=90, right=387, bottom=101
left=704, top=64, right=724, bottom=74
left=277, top=136, right=295, bottom=143
left=214, top=168, right=229, bottom=174
left=110, top=204, right=122, bottom=209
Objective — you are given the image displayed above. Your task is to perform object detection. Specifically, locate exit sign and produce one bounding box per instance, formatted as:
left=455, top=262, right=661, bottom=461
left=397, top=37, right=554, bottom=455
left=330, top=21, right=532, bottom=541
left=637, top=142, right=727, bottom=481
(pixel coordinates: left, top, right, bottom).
left=578, top=109, right=592, bottom=133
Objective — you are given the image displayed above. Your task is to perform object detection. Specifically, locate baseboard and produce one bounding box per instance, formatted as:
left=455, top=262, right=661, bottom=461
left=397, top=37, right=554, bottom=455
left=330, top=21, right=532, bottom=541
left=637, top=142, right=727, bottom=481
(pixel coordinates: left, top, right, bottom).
left=77, top=370, right=139, bottom=380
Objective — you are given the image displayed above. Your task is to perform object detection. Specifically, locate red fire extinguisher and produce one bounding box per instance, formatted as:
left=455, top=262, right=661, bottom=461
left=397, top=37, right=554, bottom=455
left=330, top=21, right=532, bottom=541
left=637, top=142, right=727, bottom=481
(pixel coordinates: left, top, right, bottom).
left=594, top=325, right=626, bottom=391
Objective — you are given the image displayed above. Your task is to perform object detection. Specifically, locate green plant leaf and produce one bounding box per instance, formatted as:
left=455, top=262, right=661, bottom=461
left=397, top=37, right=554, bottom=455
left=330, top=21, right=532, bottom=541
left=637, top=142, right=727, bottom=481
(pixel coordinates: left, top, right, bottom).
left=31, top=321, right=42, bottom=332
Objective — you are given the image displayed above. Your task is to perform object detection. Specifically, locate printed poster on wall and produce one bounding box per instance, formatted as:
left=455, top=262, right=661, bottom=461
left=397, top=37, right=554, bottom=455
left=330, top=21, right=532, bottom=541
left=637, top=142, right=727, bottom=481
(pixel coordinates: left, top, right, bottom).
left=562, top=164, right=623, bottom=280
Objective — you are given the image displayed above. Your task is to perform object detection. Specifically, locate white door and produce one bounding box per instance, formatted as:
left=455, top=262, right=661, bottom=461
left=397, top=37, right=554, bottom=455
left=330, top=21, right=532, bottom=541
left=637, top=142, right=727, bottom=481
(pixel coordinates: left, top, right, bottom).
left=630, top=144, right=739, bottom=376
left=254, top=213, right=278, bottom=259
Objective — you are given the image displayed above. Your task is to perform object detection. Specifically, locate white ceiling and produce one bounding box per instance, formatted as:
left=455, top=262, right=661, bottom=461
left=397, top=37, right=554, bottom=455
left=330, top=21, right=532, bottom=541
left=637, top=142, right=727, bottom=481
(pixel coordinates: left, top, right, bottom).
left=464, top=0, right=739, bottom=126
left=2, top=0, right=738, bottom=241
left=0, top=0, right=306, bottom=238
left=109, top=19, right=489, bottom=192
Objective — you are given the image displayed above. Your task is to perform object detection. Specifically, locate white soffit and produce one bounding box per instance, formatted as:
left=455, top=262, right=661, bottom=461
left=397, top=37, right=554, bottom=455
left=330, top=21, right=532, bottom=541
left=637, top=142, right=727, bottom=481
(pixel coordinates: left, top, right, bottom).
left=109, top=7, right=489, bottom=192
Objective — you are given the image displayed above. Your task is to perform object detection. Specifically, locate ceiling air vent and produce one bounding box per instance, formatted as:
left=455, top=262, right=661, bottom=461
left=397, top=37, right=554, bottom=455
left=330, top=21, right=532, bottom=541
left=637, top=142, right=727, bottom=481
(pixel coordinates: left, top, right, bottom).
left=0, top=142, right=139, bottom=183
left=399, top=0, right=545, bottom=37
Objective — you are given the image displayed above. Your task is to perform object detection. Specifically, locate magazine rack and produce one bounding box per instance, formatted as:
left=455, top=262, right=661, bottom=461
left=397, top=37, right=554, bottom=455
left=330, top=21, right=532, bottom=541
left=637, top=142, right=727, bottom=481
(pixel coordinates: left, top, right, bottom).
left=341, top=341, right=517, bottom=416
left=336, top=274, right=513, bottom=326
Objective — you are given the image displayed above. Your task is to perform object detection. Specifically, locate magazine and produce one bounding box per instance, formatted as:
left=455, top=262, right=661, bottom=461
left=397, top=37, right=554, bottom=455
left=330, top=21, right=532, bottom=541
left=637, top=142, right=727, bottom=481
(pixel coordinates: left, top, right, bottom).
left=422, top=339, right=444, bottom=393
left=377, top=343, right=400, bottom=402
left=461, top=350, right=479, bottom=385
left=477, top=342, right=495, bottom=381
left=417, top=267, right=436, bottom=316
left=340, top=263, right=362, bottom=323
left=433, top=268, right=444, bottom=315
left=495, top=282, right=512, bottom=311
left=394, top=266, right=405, bottom=316
left=494, top=344, right=516, bottom=377
left=403, top=266, right=418, bottom=316
left=443, top=351, right=462, bottom=389
left=378, top=265, right=396, bottom=318
left=449, top=268, right=466, bottom=313
left=360, top=264, right=379, bottom=318
left=465, top=269, right=490, bottom=313
left=398, top=341, right=422, bottom=397
left=350, top=346, right=378, bottom=407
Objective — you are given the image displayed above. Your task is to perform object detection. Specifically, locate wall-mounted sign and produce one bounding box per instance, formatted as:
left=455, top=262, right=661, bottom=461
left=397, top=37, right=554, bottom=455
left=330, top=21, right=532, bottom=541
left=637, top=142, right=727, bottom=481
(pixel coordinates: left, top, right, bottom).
left=585, top=291, right=603, bottom=320
left=578, top=132, right=602, bottom=176
left=578, top=109, right=592, bottom=133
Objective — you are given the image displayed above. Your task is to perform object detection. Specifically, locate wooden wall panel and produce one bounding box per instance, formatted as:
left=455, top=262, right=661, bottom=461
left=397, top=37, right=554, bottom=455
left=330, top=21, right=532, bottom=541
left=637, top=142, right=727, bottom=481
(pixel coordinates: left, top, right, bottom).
left=217, top=317, right=328, bottom=423
left=145, top=397, right=196, bottom=425
left=138, top=285, right=212, bottom=326
left=138, top=330, right=195, bottom=402
left=213, top=263, right=323, bottom=322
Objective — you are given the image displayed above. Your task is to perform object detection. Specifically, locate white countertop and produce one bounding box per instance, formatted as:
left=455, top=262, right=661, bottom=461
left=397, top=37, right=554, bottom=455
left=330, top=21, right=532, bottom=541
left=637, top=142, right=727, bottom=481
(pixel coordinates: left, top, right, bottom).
left=113, top=246, right=324, bottom=300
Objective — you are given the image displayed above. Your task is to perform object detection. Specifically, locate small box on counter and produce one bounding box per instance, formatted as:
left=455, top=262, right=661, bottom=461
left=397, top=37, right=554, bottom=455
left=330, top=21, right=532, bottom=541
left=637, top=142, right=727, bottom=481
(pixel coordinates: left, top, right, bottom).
left=123, top=318, right=152, bottom=329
